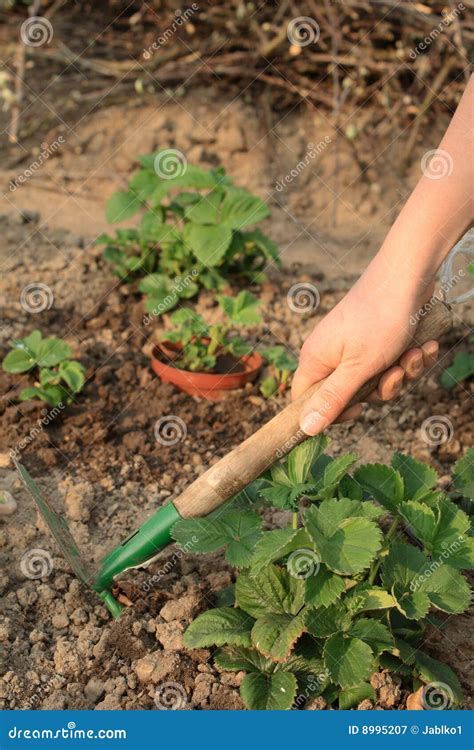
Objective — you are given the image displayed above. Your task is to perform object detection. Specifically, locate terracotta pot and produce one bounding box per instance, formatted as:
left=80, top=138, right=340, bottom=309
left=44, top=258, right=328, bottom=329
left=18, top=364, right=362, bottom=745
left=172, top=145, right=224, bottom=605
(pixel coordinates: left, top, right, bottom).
left=151, top=340, right=262, bottom=401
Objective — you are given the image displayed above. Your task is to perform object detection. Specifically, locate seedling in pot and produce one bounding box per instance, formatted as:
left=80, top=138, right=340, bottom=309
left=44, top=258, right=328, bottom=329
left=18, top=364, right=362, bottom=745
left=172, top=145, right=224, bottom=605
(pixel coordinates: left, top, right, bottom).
left=97, top=151, right=280, bottom=312
left=161, top=290, right=261, bottom=373
left=173, top=437, right=473, bottom=710
left=259, top=345, right=298, bottom=398
left=2, top=330, right=85, bottom=408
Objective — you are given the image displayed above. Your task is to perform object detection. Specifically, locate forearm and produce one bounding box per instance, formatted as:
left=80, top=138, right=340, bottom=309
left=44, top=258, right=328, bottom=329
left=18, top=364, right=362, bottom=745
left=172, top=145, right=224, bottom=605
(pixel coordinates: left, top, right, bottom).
left=368, top=75, right=473, bottom=294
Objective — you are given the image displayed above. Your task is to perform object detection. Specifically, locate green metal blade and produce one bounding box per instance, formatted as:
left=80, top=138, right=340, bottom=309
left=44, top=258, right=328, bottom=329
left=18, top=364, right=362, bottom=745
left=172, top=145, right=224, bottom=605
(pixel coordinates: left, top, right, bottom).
left=15, top=461, right=96, bottom=588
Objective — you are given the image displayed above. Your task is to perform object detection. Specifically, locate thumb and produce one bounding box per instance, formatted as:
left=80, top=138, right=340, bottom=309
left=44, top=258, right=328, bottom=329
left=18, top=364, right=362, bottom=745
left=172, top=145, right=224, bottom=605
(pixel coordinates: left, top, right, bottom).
left=299, top=364, right=366, bottom=435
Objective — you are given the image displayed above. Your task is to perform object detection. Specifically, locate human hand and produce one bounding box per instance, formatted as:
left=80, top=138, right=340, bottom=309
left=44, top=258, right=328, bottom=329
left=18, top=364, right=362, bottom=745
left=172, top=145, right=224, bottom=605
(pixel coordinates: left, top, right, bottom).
left=291, top=260, right=439, bottom=435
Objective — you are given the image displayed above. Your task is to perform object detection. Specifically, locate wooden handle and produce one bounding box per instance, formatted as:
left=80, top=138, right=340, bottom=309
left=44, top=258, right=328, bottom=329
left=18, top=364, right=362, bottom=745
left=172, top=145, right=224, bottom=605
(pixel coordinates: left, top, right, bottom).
left=174, top=299, right=452, bottom=518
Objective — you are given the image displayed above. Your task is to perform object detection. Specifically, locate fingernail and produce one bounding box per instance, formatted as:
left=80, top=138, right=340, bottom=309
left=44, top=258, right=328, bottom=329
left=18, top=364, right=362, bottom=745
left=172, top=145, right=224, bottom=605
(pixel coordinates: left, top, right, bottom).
left=300, top=410, right=327, bottom=435
left=425, top=341, right=439, bottom=357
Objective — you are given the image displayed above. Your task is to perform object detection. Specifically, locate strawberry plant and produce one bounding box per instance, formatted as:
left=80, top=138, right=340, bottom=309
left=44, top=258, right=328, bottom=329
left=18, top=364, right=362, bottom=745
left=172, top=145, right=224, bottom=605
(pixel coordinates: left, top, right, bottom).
left=260, top=346, right=298, bottom=398
left=172, top=438, right=473, bottom=710
left=440, top=337, right=474, bottom=389
left=2, top=330, right=85, bottom=408
left=97, top=151, right=279, bottom=313
left=162, top=291, right=261, bottom=372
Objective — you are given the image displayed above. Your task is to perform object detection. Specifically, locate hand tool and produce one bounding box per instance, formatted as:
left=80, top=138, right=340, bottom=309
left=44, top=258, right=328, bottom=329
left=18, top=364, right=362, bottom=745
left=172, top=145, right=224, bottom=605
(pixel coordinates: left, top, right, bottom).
left=16, top=298, right=452, bottom=616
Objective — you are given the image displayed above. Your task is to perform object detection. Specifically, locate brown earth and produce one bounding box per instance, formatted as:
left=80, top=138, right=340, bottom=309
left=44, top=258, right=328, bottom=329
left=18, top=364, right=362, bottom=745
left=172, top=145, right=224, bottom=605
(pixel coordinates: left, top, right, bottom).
left=0, top=205, right=472, bottom=710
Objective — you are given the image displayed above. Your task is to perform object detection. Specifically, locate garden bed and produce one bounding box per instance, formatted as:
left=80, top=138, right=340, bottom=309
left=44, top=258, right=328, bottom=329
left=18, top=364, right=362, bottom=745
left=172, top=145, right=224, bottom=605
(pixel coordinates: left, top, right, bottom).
left=0, top=213, right=472, bottom=710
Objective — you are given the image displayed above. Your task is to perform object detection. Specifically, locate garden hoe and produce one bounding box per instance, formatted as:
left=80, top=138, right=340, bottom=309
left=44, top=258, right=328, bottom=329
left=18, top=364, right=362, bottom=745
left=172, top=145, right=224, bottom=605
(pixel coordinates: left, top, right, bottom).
left=16, top=299, right=452, bottom=617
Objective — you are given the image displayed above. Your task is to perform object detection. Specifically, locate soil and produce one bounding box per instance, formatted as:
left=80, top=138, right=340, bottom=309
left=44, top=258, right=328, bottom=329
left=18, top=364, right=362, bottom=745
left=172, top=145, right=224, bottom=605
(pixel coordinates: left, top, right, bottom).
left=0, top=205, right=472, bottom=711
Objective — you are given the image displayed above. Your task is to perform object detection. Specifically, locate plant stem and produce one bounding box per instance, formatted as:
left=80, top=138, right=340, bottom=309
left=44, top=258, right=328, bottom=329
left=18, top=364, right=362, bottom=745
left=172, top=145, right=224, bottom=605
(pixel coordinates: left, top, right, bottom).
left=292, top=512, right=299, bottom=530
left=368, top=517, right=399, bottom=585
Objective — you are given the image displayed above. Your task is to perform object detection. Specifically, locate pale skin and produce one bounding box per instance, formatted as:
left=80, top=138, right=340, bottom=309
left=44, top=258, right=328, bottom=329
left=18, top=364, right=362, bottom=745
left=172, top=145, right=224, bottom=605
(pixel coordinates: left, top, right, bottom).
left=293, top=76, right=473, bottom=434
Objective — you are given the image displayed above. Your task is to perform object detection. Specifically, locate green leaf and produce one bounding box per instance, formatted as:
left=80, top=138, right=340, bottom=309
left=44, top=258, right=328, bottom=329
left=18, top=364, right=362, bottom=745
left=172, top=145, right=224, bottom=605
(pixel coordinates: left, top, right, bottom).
left=354, top=463, right=404, bottom=512
left=36, top=338, right=72, bottom=368
left=184, top=223, right=232, bottom=266
left=220, top=189, right=269, bottom=229
left=453, top=448, right=474, bottom=499
left=305, top=501, right=382, bottom=575
left=242, top=228, right=279, bottom=263
left=128, top=170, right=158, bottom=200
left=415, top=651, right=463, bottom=706
left=183, top=607, right=253, bottom=649
left=287, top=435, right=329, bottom=485
left=240, top=671, right=297, bottom=710
left=382, top=541, right=430, bottom=591
left=21, top=330, right=43, bottom=354
left=304, top=567, right=346, bottom=608
left=391, top=453, right=437, bottom=502
left=106, top=190, right=142, bottom=223
left=2, top=347, right=35, bottom=373
left=214, top=646, right=273, bottom=673
left=184, top=191, right=222, bottom=224
left=250, top=528, right=310, bottom=575
left=19, top=386, right=41, bottom=400
left=58, top=361, right=85, bottom=393
left=419, top=564, right=471, bottom=614
left=218, top=290, right=261, bottom=326
left=441, top=351, right=474, bottom=389
left=324, top=633, right=374, bottom=688
left=140, top=208, right=164, bottom=238
left=305, top=603, right=351, bottom=637
left=251, top=612, right=306, bottom=661
left=236, top=565, right=305, bottom=618
left=393, top=586, right=431, bottom=620
left=399, top=501, right=437, bottom=545
left=349, top=619, right=393, bottom=654
left=355, top=587, right=397, bottom=611
left=339, top=683, right=376, bottom=709
left=172, top=511, right=262, bottom=568
left=322, top=454, right=358, bottom=493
